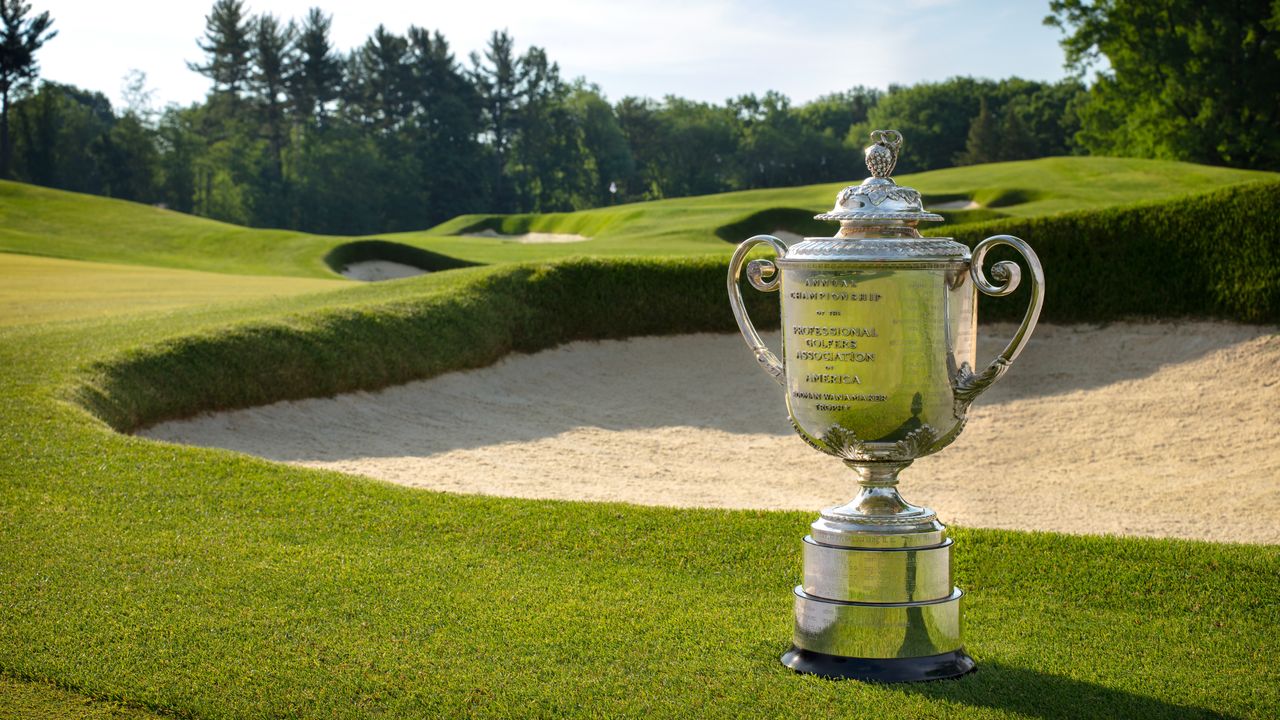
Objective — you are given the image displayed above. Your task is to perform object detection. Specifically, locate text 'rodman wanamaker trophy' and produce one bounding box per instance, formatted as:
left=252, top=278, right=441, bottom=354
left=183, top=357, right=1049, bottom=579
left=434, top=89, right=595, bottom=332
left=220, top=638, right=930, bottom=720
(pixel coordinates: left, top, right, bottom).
left=728, top=130, right=1044, bottom=682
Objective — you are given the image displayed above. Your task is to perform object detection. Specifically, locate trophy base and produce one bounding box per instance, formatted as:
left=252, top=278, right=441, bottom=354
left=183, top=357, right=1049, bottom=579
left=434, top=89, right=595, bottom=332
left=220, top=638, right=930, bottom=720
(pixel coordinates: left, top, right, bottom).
left=781, top=646, right=975, bottom=683
left=785, top=485, right=973, bottom=683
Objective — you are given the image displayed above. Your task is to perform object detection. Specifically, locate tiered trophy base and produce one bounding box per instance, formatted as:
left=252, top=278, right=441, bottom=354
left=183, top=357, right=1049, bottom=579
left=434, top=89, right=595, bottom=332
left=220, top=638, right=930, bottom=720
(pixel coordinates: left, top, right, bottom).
left=782, top=464, right=975, bottom=683
left=781, top=647, right=976, bottom=683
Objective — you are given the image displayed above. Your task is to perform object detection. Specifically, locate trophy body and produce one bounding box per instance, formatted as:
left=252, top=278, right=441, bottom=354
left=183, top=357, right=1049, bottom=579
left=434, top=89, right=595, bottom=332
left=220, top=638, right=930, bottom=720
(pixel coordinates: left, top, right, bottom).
left=728, top=131, right=1043, bottom=682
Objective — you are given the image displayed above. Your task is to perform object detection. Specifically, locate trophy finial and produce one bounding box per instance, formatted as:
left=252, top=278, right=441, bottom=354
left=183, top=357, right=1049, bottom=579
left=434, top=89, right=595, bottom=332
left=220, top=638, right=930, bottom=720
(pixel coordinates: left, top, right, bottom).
left=865, top=129, right=903, bottom=179
left=816, top=128, right=941, bottom=225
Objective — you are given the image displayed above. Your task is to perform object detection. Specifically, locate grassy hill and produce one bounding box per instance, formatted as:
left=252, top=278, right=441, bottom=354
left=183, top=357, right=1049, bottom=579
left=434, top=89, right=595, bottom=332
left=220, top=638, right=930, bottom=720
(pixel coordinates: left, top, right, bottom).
left=0, top=157, right=1273, bottom=279
left=0, top=182, right=343, bottom=278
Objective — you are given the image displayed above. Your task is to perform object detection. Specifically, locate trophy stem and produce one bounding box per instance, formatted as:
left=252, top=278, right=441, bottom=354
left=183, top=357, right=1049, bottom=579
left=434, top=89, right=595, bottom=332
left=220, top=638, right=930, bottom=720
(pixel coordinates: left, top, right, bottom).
left=808, top=460, right=944, bottom=547
left=844, top=460, right=916, bottom=516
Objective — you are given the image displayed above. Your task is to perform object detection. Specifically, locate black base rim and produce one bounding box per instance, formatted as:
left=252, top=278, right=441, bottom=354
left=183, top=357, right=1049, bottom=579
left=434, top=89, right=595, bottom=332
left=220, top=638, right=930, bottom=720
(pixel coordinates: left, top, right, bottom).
left=781, top=646, right=976, bottom=683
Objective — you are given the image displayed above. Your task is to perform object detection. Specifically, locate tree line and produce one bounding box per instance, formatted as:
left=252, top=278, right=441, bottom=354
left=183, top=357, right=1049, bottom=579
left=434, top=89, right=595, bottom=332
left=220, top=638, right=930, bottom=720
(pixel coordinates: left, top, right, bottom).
left=0, top=0, right=1275, bottom=235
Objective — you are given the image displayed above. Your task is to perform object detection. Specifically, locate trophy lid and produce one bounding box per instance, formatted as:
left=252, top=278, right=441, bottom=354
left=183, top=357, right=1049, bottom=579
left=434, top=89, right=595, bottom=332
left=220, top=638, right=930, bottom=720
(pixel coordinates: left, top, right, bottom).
left=816, top=130, right=943, bottom=225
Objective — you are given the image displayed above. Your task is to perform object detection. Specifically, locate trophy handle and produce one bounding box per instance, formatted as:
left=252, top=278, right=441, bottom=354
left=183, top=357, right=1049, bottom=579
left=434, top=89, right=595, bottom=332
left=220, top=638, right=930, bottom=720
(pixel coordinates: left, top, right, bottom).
left=955, top=235, right=1045, bottom=404
left=728, top=234, right=788, bottom=386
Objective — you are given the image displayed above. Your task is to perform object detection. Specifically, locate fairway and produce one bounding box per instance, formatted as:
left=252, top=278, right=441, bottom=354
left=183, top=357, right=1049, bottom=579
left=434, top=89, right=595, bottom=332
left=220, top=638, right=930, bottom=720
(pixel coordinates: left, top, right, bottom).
left=1, top=157, right=1273, bottom=280
left=0, top=253, right=345, bottom=326
left=2, top=161, right=1278, bottom=719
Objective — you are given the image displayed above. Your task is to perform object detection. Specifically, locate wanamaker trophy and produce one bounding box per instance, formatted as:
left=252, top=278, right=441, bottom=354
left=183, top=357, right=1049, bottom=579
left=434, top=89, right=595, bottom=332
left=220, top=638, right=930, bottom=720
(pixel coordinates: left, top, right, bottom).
left=727, top=129, right=1044, bottom=682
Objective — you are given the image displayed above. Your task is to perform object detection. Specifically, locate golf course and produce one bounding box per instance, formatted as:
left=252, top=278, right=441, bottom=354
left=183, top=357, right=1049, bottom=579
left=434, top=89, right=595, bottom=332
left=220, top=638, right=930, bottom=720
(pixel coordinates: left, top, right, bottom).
left=1, top=154, right=1278, bottom=718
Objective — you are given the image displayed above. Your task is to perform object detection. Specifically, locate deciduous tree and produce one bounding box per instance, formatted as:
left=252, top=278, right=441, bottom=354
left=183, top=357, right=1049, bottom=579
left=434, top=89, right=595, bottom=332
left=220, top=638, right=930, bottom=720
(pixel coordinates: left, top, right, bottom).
left=1047, top=0, right=1280, bottom=168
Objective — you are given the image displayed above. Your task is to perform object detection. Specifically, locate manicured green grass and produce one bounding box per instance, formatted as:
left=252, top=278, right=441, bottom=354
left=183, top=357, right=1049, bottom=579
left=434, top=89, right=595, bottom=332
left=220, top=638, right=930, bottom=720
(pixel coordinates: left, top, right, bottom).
left=0, top=181, right=343, bottom=278
left=0, top=676, right=162, bottom=719
left=0, top=252, right=345, bottom=326
left=2, top=256, right=1277, bottom=718
left=1, top=157, right=1273, bottom=278
left=391, top=156, right=1278, bottom=263
left=2, top=163, right=1278, bottom=717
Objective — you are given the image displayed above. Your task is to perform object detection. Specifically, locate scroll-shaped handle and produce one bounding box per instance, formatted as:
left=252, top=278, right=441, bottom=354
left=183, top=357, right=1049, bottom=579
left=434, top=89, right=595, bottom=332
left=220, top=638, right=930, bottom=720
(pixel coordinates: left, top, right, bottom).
left=955, top=235, right=1045, bottom=406
left=727, top=234, right=788, bottom=386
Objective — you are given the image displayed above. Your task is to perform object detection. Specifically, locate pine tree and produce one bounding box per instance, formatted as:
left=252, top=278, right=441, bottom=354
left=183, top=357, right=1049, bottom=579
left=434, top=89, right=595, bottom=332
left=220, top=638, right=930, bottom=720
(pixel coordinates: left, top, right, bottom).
left=406, top=27, right=487, bottom=219
left=289, top=8, right=341, bottom=125
left=512, top=45, right=585, bottom=211
left=0, top=0, right=54, bottom=178
left=188, top=0, right=252, bottom=104
left=998, top=104, right=1037, bottom=161
left=470, top=31, right=523, bottom=210
left=956, top=97, right=1000, bottom=165
left=347, top=25, right=411, bottom=133
left=251, top=13, right=294, bottom=178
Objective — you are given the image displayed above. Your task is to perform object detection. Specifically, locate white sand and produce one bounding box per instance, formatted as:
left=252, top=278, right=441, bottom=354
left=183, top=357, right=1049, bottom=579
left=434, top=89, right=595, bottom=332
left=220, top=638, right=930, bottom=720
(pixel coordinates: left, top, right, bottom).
left=463, top=229, right=589, bottom=244
left=929, top=199, right=981, bottom=210
left=340, top=260, right=429, bottom=281
left=141, top=322, right=1280, bottom=544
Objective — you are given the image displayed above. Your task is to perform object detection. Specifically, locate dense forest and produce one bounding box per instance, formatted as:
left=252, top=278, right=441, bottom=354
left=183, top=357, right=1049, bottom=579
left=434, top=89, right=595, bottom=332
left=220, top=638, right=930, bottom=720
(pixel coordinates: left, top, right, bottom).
left=0, top=0, right=1276, bottom=234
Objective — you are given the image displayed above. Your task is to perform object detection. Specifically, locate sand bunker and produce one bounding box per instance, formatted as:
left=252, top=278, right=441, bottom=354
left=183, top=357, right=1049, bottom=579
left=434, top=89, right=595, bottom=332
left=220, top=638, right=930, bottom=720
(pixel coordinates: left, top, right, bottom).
left=929, top=199, right=981, bottom=210
left=463, top=229, right=589, bottom=244
left=340, top=260, right=429, bottom=281
left=141, top=322, right=1280, bottom=544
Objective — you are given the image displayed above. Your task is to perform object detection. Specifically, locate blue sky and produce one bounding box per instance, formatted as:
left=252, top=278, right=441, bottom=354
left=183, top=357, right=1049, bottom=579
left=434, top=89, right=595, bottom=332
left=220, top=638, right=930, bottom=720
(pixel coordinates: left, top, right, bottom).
left=40, top=0, right=1072, bottom=110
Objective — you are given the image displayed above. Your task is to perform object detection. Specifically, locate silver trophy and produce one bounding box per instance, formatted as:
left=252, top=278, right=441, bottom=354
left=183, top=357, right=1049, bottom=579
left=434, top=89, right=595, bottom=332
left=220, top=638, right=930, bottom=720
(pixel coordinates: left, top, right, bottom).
left=728, top=130, right=1044, bottom=682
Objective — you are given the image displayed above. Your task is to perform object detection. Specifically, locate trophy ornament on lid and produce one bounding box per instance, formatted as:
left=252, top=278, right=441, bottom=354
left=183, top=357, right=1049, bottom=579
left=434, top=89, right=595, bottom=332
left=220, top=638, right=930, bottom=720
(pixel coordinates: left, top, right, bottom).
left=727, top=130, right=1044, bottom=682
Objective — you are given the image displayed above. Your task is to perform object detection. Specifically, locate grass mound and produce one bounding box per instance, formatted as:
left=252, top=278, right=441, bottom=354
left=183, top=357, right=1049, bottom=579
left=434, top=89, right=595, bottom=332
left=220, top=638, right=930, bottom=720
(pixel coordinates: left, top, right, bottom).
left=322, top=240, right=480, bottom=275
left=714, top=208, right=835, bottom=241
left=445, top=209, right=630, bottom=238
left=933, top=207, right=1010, bottom=225
left=936, top=180, right=1280, bottom=322
left=977, top=187, right=1045, bottom=207
left=0, top=181, right=339, bottom=278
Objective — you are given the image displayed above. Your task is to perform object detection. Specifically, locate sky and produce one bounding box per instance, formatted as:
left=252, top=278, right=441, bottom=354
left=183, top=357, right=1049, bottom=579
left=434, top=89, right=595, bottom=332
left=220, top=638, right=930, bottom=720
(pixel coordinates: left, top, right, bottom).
left=37, top=0, right=1072, bottom=111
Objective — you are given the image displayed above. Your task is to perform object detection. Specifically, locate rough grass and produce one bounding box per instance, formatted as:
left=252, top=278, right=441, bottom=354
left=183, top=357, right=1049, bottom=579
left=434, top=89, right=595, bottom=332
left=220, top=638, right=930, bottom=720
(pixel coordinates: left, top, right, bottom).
left=1, top=157, right=1273, bottom=278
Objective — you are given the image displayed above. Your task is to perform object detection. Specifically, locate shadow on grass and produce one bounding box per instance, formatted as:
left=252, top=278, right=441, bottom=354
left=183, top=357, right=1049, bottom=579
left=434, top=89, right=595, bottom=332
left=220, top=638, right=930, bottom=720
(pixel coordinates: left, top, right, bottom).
left=902, top=661, right=1235, bottom=720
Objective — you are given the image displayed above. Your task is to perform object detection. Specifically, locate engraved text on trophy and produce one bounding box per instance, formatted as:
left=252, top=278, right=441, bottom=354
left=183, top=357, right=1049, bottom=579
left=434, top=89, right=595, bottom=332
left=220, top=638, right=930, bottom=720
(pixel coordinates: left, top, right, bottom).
left=781, top=265, right=974, bottom=458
